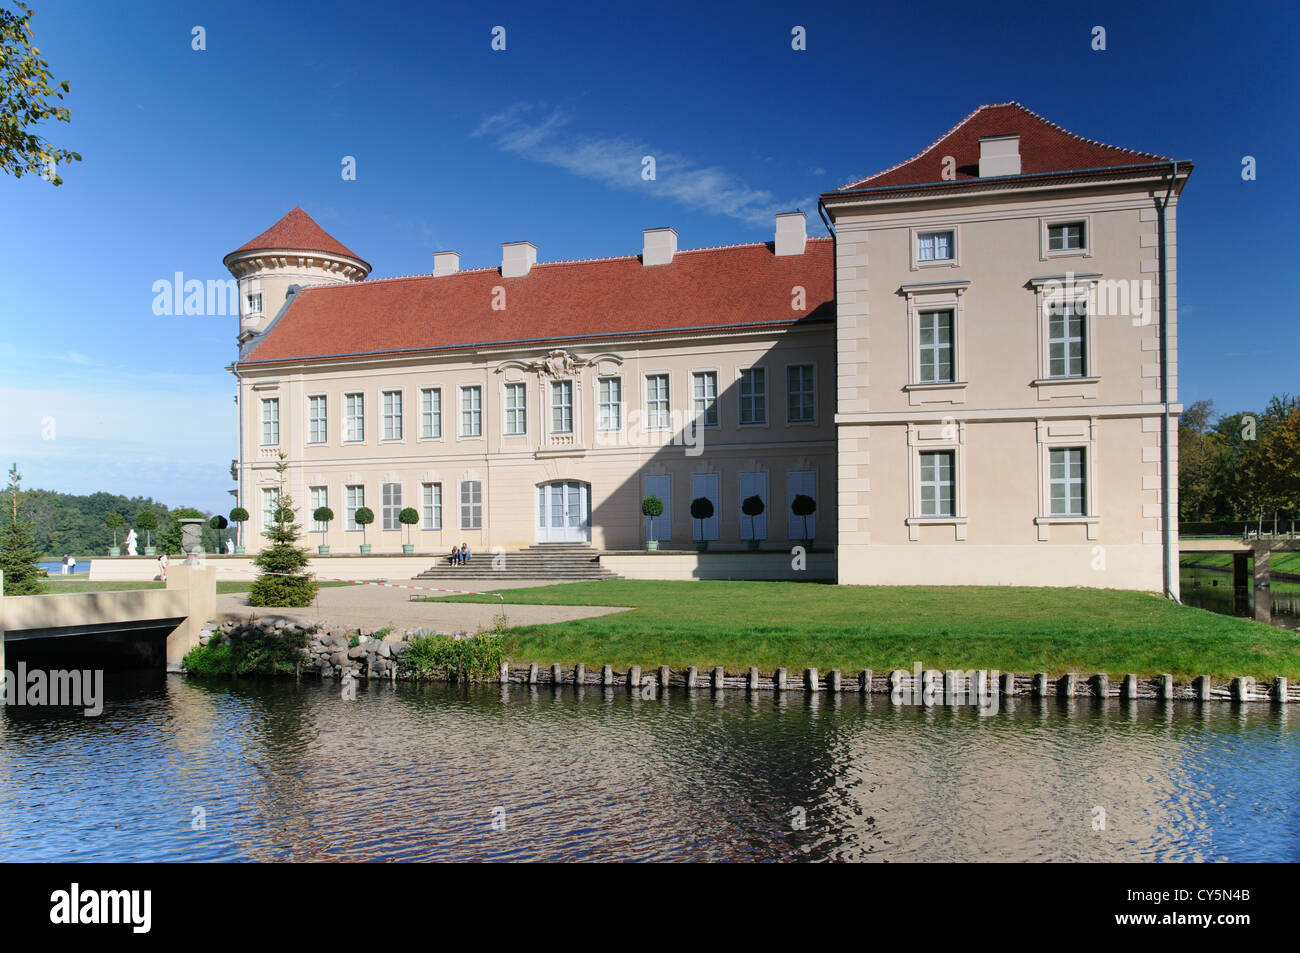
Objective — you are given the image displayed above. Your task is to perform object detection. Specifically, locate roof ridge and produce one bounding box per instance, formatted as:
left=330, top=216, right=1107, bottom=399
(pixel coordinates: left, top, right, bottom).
left=837, top=102, right=1001, bottom=191
left=295, top=237, right=835, bottom=289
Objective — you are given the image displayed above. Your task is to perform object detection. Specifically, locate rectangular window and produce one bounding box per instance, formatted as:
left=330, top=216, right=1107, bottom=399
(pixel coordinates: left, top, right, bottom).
left=344, top=393, right=364, bottom=442
left=645, top=374, right=669, bottom=430
left=787, top=365, right=815, bottom=422
left=345, top=485, right=364, bottom=531
left=598, top=377, right=622, bottom=431
left=1048, top=221, right=1086, bottom=251
left=1048, top=301, right=1087, bottom=377
left=551, top=380, right=573, bottom=433
left=919, top=451, right=955, bottom=518
left=460, top=481, right=482, bottom=530
left=739, top=368, right=767, bottom=425
left=420, top=387, right=441, bottom=439
left=309, top=486, right=328, bottom=533
left=917, top=230, right=954, bottom=262
left=262, top=487, right=277, bottom=528
left=260, top=398, right=279, bottom=445
left=505, top=382, right=527, bottom=435
left=421, top=483, right=442, bottom=530
left=692, top=371, right=718, bottom=427
left=307, top=395, right=327, bottom=444
left=382, top=390, right=403, bottom=441
left=460, top=386, right=482, bottom=437
left=918, top=310, right=954, bottom=384
left=1049, top=448, right=1087, bottom=516
left=382, top=482, right=402, bottom=531
left=246, top=292, right=262, bottom=315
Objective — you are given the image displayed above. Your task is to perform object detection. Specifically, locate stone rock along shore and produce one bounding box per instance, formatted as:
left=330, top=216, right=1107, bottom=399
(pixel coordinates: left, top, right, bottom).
left=196, top=617, right=475, bottom=680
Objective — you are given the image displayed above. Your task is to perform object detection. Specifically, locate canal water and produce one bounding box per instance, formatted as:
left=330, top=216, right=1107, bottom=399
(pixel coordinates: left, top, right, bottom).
left=1, top=674, right=1296, bottom=862
left=1180, top=566, right=1300, bottom=630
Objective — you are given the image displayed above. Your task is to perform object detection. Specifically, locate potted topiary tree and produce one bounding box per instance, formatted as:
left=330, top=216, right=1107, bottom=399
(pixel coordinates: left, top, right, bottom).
left=229, top=507, right=249, bottom=554
left=399, top=506, right=419, bottom=553
left=104, top=512, right=124, bottom=556
left=313, top=506, right=334, bottom=554
left=742, top=495, right=765, bottom=550
left=792, top=493, right=816, bottom=549
left=640, top=495, right=663, bottom=551
left=209, top=514, right=228, bottom=552
left=354, top=506, right=375, bottom=553
left=690, top=497, right=714, bottom=552
left=136, top=509, right=158, bottom=556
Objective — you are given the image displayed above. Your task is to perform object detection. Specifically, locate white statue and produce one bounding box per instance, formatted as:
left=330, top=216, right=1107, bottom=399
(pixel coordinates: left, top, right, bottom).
left=225, top=538, right=234, bottom=555
left=125, top=528, right=138, bottom=556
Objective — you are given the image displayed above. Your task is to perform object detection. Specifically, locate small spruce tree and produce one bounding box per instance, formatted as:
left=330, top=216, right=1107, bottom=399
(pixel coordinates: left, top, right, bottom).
left=247, top=453, right=318, bottom=607
left=1, top=463, right=47, bottom=594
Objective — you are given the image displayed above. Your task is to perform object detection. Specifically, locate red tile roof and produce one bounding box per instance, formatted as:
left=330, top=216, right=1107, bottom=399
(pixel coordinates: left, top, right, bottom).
left=240, top=239, right=834, bottom=366
left=833, top=102, right=1172, bottom=193
left=228, top=207, right=366, bottom=262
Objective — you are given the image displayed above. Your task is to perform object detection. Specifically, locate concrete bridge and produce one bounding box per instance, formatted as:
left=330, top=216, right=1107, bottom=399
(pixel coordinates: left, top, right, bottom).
left=0, top=564, right=216, bottom=685
left=1180, top=538, right=1300, bottom=622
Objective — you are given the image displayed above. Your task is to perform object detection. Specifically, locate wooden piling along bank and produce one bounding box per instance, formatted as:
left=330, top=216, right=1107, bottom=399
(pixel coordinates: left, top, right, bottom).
left=494, top=664, right=1300, bottom=704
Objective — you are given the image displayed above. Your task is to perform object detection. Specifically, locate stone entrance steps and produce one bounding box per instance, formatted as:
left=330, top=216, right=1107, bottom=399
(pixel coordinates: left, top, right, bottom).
left=414, top=545, right=618, bottom=581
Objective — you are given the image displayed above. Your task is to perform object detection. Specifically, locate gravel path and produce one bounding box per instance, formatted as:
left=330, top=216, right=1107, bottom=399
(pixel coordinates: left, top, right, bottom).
left=215, top=578, right=629, bottom=633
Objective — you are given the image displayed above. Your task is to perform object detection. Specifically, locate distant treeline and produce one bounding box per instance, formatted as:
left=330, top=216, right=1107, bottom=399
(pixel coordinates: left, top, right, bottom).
left=1179, top=394, right=1300, bottom=528
left=20, top=488, right=222, bottom=558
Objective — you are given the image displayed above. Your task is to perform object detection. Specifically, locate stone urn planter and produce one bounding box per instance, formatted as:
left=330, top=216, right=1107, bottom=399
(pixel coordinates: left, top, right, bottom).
left=646, top=540, right=659, bottom=551
left=746, top=540, right=760, bottom=551
left=801, top=539, right=814, bottom=551
left=360, top=544, right=372, bottom=555
left=318, top=545, right=330, bottom=555
left=402, top=544, right=415, bottom=554
left=695, top=541, right=708, bottom=552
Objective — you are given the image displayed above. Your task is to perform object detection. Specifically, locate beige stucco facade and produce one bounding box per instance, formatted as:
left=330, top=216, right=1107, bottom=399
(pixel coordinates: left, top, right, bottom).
left=826, top=172, right=1185, bottom=593
left=234, top=323, right=837, bottom=555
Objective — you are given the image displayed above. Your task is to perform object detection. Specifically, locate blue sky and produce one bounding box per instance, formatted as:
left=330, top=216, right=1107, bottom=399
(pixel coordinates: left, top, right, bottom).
left=2, top=0, right=1296, bottom=513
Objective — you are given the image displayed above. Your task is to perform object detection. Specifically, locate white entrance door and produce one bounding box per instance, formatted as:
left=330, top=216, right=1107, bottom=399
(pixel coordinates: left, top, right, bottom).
left=537, top=481, right=590, bottom=543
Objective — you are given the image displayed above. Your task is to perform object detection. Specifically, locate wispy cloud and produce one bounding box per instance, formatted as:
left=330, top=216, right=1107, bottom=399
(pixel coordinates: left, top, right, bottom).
left=473, top=105, right=813, bottom=226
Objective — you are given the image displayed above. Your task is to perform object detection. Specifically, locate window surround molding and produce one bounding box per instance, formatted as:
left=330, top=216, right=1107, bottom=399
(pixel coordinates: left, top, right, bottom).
left=1039, top=214, right=1093, bottom=261
left=458, top=384, right=484, bottom=441
left=909, top=224, right=962, bottom=271
left=417, top=386, right=443, bottom=443
left=901, top=280, right=969, bottom=406
left=690, top=367, right=721, bottom=429
left=643, top=370, right=672, bottom=432
left=502, top=380, right=528, bottom=438
left=379, top=388, right=405, bottom=443
left=785, top=362, right=819, bottom=426
left=1030, top=272, right=1101, bottom=400
left=905, top=420, right=967, bottom=541
left=595, top=374, right=624, bottom=433
left=1034, top=418, right=1100, bottom=540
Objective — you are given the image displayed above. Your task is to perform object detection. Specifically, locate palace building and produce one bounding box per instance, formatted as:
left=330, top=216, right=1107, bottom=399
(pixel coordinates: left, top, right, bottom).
left=228, top=103, right=1191, bottom=593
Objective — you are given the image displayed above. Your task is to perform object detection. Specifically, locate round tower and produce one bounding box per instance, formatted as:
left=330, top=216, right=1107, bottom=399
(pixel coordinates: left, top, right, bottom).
left=223, top=206, right=371, bottom=344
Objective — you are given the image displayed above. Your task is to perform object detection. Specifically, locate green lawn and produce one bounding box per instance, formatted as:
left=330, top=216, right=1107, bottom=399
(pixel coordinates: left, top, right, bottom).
left=426, top=580, right=1300, bottom=680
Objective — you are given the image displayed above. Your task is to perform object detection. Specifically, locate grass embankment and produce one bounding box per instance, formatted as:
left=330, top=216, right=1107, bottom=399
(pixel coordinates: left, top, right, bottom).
left=1180, top=552, right=1300, bottom=577
left=425, top=580, right=1300, bottom=680
left=37, top=579, right=356, bottom=595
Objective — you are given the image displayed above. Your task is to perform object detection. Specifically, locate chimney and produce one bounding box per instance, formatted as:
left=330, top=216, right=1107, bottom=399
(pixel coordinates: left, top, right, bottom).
left=501, top=241, right=537, bottom=278
left=774, top=211, right=807, bottom=256
left=432, top=251, right=460, bottom=276
left=978, top=135, right=1021, bottom=177
left=641, top=227, right=677, bottom=266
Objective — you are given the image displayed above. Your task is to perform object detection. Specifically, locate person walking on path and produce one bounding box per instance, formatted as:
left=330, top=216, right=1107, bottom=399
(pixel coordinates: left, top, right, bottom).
left=158, top=552, right=168, bottom=582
